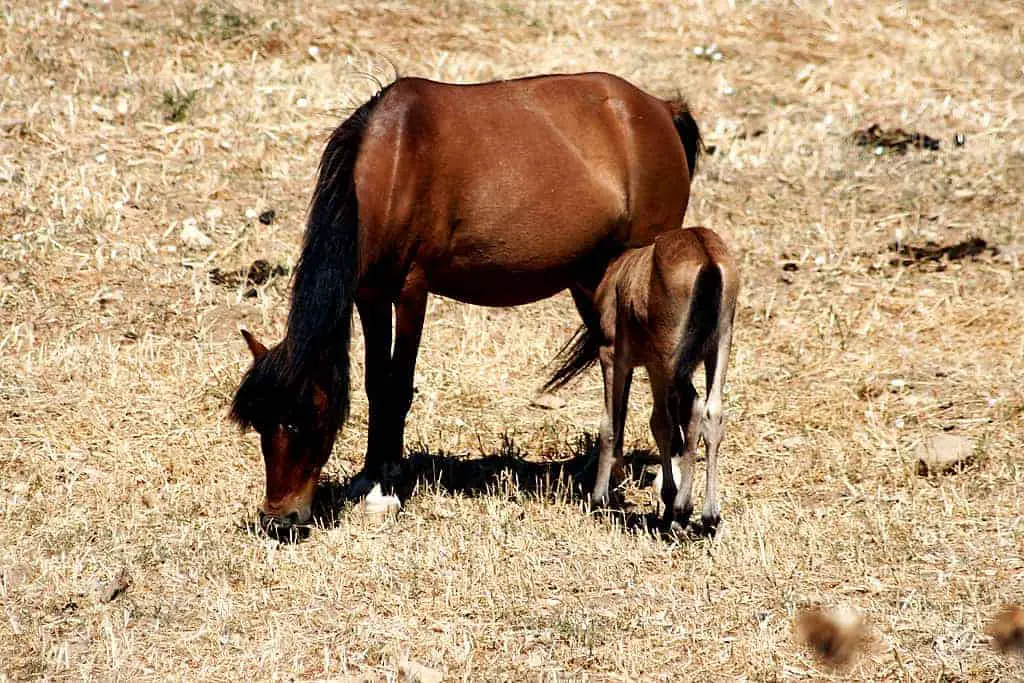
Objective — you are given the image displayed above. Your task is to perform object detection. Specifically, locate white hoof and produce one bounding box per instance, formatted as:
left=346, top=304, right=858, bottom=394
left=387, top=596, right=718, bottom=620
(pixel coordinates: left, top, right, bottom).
left=359, top=483, right=401, bottom=516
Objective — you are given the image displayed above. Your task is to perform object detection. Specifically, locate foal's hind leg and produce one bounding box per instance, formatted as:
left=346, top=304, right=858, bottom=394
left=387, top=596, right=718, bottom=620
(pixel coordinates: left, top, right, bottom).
left=700, top=323, right=733, bottom=533
left=670, top=378, right=703, bottom=525
left=592, top=345, right=632, bottom=508
left=648, top=371, right=682, bottom=528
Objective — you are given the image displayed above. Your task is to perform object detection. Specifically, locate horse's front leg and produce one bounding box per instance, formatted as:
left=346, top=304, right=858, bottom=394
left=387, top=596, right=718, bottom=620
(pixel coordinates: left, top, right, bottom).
left=361, top=270, right=428, bottom=513
left=351, top=295, right=395, bottom=503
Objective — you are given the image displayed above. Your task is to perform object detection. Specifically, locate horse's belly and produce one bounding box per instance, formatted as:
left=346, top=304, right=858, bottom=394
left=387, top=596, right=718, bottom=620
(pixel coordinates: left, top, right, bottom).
left=427, top=263, right=573, bottom=307
left=422, top=212, right=614, bottom=306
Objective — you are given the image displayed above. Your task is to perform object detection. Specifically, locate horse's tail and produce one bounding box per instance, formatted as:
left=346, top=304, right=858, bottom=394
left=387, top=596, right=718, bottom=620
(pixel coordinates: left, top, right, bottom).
left=667, top=100, right=704, bottom=181
left=286, top=85, right=392, bottom=425
left=673, top=262, right=723, bottom=390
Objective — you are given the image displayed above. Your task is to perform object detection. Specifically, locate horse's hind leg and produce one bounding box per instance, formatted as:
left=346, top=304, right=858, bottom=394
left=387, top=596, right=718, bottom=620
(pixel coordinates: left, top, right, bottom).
left=700, top=322, right=733, bottom=533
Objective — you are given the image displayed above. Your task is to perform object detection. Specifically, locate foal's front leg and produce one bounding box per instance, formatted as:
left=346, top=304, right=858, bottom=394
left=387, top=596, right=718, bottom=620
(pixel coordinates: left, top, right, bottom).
left=650, top=374, right=680, bottom=528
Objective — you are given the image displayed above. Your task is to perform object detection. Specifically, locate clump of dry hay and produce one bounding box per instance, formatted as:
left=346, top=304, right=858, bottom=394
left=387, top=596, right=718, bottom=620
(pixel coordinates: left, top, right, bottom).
left=1, top=0, right=1023, bottom=679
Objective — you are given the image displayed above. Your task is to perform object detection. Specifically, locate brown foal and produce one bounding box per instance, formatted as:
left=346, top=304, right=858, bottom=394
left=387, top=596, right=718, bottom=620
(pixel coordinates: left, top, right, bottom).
left=546, top=227, right=739, bottom=532
left=230, top=72, right=703, bottom=535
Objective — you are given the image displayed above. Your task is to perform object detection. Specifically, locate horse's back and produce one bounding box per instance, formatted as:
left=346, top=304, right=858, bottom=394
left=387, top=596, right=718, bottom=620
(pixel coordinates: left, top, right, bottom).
left=353, top=73, right=692, bottom=305
left=359, top=72, right=687, bottom=212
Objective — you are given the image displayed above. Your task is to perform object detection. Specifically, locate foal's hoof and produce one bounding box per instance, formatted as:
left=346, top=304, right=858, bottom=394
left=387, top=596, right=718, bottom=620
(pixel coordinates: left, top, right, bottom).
left=661, top=519, right=690, bottom=541
left=700, top=513, right=721, bottom=537
left=357, top=483, right=401, bottom=517
left=659, top=504, right=692, bottom=530
left=679, top=503, right=694, bottom=525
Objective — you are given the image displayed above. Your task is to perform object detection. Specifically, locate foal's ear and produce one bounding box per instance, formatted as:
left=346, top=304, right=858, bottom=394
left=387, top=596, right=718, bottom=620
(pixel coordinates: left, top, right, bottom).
left=240, top=329, right=268, bottom=360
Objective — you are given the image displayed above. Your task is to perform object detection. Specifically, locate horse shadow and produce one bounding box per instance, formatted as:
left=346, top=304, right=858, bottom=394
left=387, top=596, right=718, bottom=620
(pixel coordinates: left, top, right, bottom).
left=285, top=433, right=717, bottom=543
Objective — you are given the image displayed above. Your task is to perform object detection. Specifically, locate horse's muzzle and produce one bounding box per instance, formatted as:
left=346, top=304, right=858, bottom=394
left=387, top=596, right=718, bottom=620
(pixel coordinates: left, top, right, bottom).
left=259, top=510, right=300, bottom=537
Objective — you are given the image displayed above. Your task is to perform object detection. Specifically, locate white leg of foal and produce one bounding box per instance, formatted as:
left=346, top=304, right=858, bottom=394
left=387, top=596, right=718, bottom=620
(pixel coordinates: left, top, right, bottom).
left=591, top=347, right=617, bottom=508
left=701, top=324, right=733, bottom=533
left=672, top=381, right=702, bottom=525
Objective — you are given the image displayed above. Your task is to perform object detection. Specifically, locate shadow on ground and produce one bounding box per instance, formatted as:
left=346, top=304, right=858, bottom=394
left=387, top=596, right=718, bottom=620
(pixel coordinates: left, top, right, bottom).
left=399, top=439, right=714, bottom=538
left=243, top=434, right=716, bottom=543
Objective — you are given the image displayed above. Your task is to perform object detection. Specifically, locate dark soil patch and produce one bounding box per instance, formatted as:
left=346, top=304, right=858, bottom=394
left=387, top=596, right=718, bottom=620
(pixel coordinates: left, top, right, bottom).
left=209, top=259, right=290, bottom=287
left=888, top=237, right=998, bottom=267
left=853, top=123, right=940, bottom=153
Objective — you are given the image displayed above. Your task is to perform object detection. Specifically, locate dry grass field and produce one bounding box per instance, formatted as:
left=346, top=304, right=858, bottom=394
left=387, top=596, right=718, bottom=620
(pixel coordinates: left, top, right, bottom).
left=2, top=0, right=1023, bottom=679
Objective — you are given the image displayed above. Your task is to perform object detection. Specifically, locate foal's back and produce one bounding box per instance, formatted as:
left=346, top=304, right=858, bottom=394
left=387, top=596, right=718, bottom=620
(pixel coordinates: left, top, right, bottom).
left=651, top=227, right=738, bottom=313
left=613, top=227, right=739, bottom=367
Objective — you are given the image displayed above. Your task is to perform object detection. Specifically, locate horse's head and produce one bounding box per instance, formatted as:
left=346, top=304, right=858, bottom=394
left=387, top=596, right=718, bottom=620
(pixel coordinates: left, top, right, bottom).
left=231, top=329, right=337, bottom=536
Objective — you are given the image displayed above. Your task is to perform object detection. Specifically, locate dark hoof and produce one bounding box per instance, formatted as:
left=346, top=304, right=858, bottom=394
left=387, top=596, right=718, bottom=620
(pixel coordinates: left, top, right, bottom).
left=661, top=503, right=693, bottom=529
left=658, top=519, right=695, bottom=542
left=700, top=514, right=721, bottom=537
left=679, top=503, right=694, bottom=524
left=589, top=492, right=610, bottom=510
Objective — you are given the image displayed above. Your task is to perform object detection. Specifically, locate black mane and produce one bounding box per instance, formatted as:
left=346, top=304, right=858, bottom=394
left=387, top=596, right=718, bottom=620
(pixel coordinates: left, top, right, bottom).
left=230, top=83, right=395, bottom=433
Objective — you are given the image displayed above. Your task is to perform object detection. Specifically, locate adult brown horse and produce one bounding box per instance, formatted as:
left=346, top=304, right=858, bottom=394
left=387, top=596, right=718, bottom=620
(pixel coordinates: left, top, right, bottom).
left=231, top=72, right=703, bottom=535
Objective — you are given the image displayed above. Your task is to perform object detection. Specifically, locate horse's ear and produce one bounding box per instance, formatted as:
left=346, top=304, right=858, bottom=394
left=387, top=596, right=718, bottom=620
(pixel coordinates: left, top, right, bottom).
left=240, top=329, right=268, bottom=360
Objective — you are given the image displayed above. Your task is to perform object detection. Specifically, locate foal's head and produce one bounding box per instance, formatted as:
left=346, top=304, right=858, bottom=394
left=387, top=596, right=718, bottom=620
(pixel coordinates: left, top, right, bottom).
left=230, top=330, right=337, bottom=535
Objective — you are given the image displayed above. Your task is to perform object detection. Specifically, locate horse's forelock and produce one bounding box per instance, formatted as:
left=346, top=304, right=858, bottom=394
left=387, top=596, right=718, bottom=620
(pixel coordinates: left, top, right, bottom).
left=230, top=346, right=290, bottom=430
left=231, top=344, right=331, bottom=433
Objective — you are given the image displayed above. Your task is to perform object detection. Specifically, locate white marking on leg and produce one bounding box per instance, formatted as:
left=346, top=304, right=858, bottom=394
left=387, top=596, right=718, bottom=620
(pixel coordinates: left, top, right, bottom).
left=700, top=401, right=722, bottom=524
left=361, top=483, right=401, bottom=515
left=347, top=473, right=377, bottom=499
left=701, top=321, right=733, bottom=528
left=649, top=393, right=677, bottom=521
left=591, top=348, right=616, bottom=507
left=670, top=384, right=701, bottom=521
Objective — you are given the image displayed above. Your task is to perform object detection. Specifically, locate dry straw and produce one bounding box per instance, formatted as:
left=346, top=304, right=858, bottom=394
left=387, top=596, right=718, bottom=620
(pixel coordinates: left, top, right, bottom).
left=1, top=0, right=1022, bottom=679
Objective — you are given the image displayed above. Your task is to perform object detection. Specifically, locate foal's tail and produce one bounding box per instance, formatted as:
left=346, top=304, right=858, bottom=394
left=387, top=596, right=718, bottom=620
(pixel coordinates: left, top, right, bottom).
left=673, top=263, right=723, bottom=388
left=542, top=318, right=601, bottom=393
left=667, top=100, right=704, bottom=180
left=285, top=84, right=392, bottom=425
